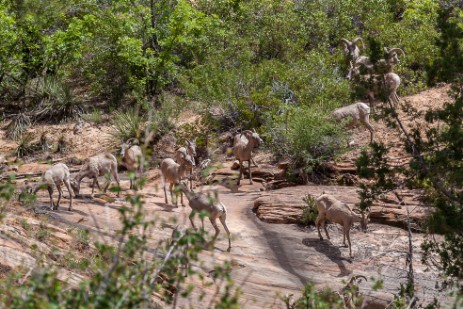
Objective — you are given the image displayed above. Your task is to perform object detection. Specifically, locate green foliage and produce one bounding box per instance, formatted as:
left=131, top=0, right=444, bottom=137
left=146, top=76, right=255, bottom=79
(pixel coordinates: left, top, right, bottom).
left=283, top=282, right=344, bottom=308
left=5, top=113, right=31, bottom=141
left=30, top=77, right=82, bottom=123
left=110, top=108, right=147, bottom=144
left=83, top=108, right=104, bottom=125
left=14, top=133, right=41, bottom=158
left=300, top=194, right=318, bottom=226
left=266, top=105, right=347, bottom=170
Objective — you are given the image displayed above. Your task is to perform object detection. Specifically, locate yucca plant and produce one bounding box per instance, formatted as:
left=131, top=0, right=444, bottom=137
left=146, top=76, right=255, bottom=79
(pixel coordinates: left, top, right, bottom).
left=14, top=133, right=40, bottom=158
left=110, top=108, right=147, bottom=144
left=5, top=113, right=32, bottom=141
left=31, top=77, right=82, bottom=123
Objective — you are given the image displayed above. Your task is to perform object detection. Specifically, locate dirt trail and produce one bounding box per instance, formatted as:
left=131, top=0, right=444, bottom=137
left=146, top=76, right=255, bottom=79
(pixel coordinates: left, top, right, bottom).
left=33, top=171, right=444, bottom=308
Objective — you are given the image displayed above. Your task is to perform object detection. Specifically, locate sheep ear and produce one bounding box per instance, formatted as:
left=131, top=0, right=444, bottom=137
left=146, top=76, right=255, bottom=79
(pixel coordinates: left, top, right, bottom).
left=252, top=128, right=257, bottom=133
left=384, top=47, right=389, bottom=54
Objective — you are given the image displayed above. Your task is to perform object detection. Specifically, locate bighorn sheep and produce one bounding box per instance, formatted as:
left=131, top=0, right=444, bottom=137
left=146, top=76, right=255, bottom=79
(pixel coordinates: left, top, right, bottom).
left=177, top=182, right=231, bottom=252
left=315, top=193, right=369, bottom=258
left=347, top=61, right=401, bottom=111
left=120, top=140, right=143, bottom=190
left=70, top=153, right=120, bottom=198
left=331, top=102, right=374, bottom=143
left=160, top=154, right=195, bottom=206
left=345, top=46, right=405, bottom=75
left=232, top=129, right=263, bottom=185
left=340, top=37, right=364, bottom=62
left=175, top=139, right=197, bottom=190
left=33, top=163, right=73, bottom=211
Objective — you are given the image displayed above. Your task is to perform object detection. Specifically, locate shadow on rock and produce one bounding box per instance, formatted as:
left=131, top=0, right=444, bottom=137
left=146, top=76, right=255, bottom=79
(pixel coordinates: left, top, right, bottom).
left=302, top=238, right=352, bottom=277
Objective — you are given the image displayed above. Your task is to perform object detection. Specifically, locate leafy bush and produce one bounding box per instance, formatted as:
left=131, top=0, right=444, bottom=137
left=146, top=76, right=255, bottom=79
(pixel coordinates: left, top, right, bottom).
left=300, top=194, right=318, bottom=226
left=30, top=77, right=82, bottom=123
left=110, top=108, right=147, bottom=144
left=265, top=105, right=347, bottom=170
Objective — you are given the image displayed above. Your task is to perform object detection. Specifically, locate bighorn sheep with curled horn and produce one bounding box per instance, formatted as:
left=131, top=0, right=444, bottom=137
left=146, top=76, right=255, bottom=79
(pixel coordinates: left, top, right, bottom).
left=331, top=102, right=374, bottom=143
left=160, top=154, right=195, bottom=206
left=175, top=138, right=196, bottom=190
left=70, top=153, right=120, bottom=198
left=345, top=46, right=405, bottom=75
left=340, top=37, right=364, bottom=62
left=120, top=138, right=143, bottom=190
left=347, top=60, right=401, bottom=112
left=233, top=129, right=263, bottom=186
left=33, top=163, right=74, bottom=211
left=177, top=181, right=231, bottom=252
left=315, top=193, right=370, bottom=258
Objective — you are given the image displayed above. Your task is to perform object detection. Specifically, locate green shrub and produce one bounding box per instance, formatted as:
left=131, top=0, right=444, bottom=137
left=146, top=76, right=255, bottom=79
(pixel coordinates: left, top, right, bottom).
left=110, top=108, right=146, bottom=143
left=5, top=113, right=31, bottom=141
left=301, top=194, right=318, bottom=226
left=30, top=77, right=82, bottom=123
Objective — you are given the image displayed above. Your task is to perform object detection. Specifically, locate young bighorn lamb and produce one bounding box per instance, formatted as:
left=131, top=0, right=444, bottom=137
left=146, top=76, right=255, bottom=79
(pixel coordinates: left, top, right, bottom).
left=331, top=102, right=374, bottom=143
left=315, top=193, right=369, bottom=258
left=160, top=155, right=195, bottom=206
left=71, top=153, right=120, bottom=198
left=120, top=141, right=143, bottom=190
left=175, top=139, right=197, bottom=190
left=232, top=129, right=263, bottom=185
left=177, top=182, right=231, bottom=252
left=33, top=163, right=73, bottom=211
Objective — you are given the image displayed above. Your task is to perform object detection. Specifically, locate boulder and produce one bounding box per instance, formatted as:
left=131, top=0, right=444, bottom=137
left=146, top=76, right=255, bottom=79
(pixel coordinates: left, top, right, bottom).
left=253, top=185, right=431, bottom=229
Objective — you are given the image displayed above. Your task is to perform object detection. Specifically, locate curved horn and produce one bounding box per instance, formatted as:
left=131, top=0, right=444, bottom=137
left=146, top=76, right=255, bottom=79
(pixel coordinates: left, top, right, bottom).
left=339, top=38, right=351, bottom=46
left=388, top=48, right=405, bottom=57
left=126, top=137, right=135, bottom=145
left=348, top=275, right=368, bottom=285
left=352, top=37, right=364, bottom=49
left=242, top=130, right=252, bottom=134
left=352, top=208, right=362, bottom=214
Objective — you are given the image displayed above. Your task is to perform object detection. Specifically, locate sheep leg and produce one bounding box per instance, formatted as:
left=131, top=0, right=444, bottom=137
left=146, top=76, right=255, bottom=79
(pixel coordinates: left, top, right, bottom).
left=91, top=177, right=98, bottom=198
left=64, top=180, right=73, bottom=211
left=219, top=215, right=231, bottom=252
left=47, top=186, right=54, bottom=210
left=189, top=167, right=193, bottom=190
left=112, top=169, right=121, bottom=197
left=323, top=220, right=330, bottom=240
left=189, top=210, right=197, bottom=230
left=163, top=182, right=168, bottom=204
left=248, top=159, right=253, bottom=184
left=169, top=183, right=176, bottom=206
left=209, top=217, right=220, bottom=250
left=345, top=228, right=353, bottom=258
left=55, top=185, right=63, bottom=210
left=316, top=216, right=323, bottom=240
left=361, top=120, right=374, bottom=143
left=237, top=160, right=243, bottom=185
